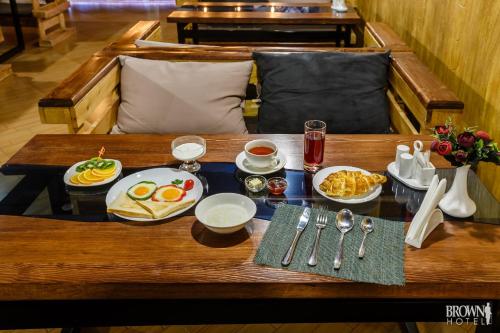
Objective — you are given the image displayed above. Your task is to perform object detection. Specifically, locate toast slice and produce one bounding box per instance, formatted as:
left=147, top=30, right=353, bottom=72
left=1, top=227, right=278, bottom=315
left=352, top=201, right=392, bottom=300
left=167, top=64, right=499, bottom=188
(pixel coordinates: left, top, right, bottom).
left=107, top=192, right=153, bottom=219
left=136, top=199, right=195, bottom=219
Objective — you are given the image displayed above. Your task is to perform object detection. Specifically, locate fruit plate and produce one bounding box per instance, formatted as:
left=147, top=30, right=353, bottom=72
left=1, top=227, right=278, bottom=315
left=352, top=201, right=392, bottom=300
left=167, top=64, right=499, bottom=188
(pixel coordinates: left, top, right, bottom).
left=64, top=159, right=122, bottom=187
left=313, top=166, right=383, bottom=204
left=105, top=168, right=203, bottom=222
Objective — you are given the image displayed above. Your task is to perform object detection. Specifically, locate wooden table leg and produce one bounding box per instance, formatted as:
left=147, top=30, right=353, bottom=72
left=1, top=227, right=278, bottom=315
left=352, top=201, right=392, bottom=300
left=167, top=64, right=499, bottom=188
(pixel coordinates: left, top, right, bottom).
left=0, top=0, right=24, bottom=62
left=335, top=25, right=341, bottom=47
left=177, top=23, right=187, bottom=43
left=344, top=25, right=352, bottom=47
left=192, top=23, right=199, bottom=44
left=353, top=22, right=365, bottom=47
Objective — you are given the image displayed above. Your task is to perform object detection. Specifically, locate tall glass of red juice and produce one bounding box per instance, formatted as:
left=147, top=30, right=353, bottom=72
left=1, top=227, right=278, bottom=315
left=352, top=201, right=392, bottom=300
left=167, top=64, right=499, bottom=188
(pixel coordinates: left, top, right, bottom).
left=303, top=120, right=326, bottom=172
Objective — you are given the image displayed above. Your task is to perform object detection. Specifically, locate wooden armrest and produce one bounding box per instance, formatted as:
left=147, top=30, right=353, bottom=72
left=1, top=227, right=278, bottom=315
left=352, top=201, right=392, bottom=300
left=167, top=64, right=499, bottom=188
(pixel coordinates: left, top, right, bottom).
left=391, top=52, right=464, bottom=110
left=109, top=20, right=161, bottom=48
left=40, top=56, right=117, bottom=108
left=39, top=55, right=120, bottom=134
left=32, top=0, right=70, bottom=19
left=364, top=22, right=463, bottom=134
left=364, top=22, right=411, bottom=52
left=388, top=53, right=463, bottom=134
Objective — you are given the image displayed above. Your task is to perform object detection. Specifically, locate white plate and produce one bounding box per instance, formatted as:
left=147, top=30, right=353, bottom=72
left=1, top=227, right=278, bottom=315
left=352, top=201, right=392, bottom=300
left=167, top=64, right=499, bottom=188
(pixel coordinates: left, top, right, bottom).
left=235, top=151, right=287, bottom=175
left=313, top=166, right=383, bottom=204
left=64, top=159, right=122, bottom=187
left=387, top=162, right=429, bottom=190
left=105, top=168, right=203, bottom=221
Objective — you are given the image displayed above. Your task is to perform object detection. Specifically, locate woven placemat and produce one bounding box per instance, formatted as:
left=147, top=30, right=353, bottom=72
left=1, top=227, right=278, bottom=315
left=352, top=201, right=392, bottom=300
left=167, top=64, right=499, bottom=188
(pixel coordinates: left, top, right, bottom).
left=254, top=205, right=405, bottom=285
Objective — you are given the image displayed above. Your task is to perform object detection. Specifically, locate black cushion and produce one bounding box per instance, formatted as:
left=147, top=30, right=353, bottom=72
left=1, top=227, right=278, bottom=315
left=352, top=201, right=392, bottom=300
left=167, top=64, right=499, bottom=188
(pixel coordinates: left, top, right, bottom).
left=253, top=51, right=391, bottom=134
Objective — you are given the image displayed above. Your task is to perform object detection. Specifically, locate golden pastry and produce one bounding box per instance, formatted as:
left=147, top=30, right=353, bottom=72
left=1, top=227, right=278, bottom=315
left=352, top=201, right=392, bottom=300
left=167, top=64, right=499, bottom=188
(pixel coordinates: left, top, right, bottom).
left=320, top=170, right=387, bottom=198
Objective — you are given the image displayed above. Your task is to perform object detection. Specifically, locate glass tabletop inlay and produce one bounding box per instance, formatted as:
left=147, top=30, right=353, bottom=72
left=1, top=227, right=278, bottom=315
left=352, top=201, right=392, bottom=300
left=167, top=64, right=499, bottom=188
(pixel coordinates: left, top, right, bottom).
left=1, top=162, right=498, bottom=225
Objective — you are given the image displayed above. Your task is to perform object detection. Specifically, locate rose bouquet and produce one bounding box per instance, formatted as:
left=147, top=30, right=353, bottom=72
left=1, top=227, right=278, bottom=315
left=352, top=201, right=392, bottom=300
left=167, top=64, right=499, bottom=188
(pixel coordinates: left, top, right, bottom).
left=430, top=120, right=500, bottom=167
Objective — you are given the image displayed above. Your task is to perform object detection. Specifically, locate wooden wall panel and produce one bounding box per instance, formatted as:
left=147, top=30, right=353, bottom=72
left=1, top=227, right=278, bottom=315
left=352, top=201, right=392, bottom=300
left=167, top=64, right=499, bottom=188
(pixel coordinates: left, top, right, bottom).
left=354, top=0, right=500, bottom=200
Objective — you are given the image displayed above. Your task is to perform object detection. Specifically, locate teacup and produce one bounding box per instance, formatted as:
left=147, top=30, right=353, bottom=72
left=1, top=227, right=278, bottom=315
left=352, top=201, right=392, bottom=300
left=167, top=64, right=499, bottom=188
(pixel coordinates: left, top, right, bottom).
left=244, top=139, right=278, bottom=168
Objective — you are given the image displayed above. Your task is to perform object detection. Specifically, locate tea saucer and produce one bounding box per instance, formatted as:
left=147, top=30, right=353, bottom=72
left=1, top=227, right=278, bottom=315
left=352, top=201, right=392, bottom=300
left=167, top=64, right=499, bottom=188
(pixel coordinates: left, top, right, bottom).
left=235, top=151, right=287, bottom=175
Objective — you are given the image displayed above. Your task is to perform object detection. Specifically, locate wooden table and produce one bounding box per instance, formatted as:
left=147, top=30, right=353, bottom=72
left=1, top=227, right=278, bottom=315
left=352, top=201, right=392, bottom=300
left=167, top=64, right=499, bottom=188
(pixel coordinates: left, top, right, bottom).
left=167, top=2, right=363, bottom=46
left=1, top=134, right=499, bottom=328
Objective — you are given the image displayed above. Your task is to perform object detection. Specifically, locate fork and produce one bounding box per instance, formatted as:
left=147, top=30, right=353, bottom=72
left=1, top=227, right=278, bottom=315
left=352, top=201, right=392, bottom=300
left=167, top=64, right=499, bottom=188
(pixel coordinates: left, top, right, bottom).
left=307, top=208, right=328, bottom=266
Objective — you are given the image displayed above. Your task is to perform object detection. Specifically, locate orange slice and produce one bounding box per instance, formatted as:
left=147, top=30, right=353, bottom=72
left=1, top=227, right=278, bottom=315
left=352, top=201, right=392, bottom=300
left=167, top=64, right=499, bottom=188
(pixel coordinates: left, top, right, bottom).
left=70, top=174, right=81, bottom=185
left=92, top=167, right=116, bottom=177
left=77, top=172, right=93, bottom=185
left=83, top=169, right=105, bottom=182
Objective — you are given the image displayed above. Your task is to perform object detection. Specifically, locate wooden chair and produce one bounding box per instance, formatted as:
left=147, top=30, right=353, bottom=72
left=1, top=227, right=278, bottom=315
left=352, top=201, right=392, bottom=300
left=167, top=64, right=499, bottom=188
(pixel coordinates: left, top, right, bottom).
left=31, top=0, right=75, bottom=47
left=38, top=21, right=464, bottom=135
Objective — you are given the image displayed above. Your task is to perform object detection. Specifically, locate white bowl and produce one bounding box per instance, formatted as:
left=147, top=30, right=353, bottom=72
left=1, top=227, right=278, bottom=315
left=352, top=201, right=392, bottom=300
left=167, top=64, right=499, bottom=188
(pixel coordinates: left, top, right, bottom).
left=195, top=193, right=256, bottom=234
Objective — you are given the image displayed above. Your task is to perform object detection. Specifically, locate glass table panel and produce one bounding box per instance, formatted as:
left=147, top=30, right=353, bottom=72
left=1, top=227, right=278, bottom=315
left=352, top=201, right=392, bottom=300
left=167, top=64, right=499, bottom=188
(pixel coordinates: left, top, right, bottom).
left=1, top=163, right=498, bottom=224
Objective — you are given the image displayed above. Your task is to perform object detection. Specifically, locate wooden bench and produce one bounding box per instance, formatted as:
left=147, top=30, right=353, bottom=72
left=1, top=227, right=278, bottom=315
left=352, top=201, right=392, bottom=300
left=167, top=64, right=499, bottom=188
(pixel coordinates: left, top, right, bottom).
left=38, top=20, right=464, bottom=135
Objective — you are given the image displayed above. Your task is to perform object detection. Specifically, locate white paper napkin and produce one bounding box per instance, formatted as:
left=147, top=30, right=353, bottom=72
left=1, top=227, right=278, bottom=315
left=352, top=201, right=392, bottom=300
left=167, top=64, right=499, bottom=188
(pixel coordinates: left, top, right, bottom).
left=405, top=175, right=447, bottom=248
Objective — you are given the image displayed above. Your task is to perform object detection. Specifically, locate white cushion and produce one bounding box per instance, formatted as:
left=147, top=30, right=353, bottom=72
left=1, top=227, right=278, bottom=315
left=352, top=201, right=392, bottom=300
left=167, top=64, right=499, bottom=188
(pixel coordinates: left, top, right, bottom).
left=115, top=56, right=252, bottom=134
left=134, top=39, right=219, bottom=48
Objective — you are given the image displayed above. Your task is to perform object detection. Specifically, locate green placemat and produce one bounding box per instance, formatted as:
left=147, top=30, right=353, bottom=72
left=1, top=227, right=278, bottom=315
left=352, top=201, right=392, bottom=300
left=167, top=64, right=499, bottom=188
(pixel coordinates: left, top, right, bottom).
left=254, top=205, right=405, bottom=286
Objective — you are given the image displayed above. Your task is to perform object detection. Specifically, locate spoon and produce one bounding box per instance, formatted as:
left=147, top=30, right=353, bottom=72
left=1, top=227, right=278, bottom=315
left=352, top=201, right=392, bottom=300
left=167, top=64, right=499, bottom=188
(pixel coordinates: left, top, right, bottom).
left=358, top=217, right=374, bottom=258
left=334, top=209, right=354, bottom=270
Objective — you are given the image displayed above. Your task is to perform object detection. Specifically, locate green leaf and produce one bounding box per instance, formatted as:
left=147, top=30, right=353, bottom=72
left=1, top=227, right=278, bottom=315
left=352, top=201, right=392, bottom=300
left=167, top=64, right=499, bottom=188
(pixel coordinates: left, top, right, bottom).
left=475, top=138, right=484, bottom=150
left=171, top=179, right=183, bottom=185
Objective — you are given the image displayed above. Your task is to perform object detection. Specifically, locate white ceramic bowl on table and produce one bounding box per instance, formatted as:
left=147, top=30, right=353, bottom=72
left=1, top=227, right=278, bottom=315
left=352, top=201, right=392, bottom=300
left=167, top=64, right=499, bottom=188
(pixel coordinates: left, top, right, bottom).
left=195, top=193, right=257, bottom=234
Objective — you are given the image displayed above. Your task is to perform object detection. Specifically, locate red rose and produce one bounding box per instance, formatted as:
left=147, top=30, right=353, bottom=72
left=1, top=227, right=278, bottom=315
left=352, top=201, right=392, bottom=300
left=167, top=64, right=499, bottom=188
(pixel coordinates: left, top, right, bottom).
left=476, top=130, right=491, bottom=142
left=457, top=132, right=476, bottom=148
left=437, top=141, right=453, bottom=156
left=455, top=150, right=468, bottom=162
left=430, top=140, right=439, bottom=152
left=435, top=125, right=449, bottom=135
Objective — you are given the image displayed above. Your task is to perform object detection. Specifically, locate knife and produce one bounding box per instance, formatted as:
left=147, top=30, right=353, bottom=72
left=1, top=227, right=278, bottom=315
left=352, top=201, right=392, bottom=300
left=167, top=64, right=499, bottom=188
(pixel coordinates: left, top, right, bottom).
left=281, top=207, right=311, bottom=266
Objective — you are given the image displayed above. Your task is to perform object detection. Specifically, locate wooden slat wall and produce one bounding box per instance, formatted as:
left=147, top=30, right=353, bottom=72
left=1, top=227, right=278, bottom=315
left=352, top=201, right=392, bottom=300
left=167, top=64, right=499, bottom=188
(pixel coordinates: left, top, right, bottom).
left=353, top=0, right=500, bottom=200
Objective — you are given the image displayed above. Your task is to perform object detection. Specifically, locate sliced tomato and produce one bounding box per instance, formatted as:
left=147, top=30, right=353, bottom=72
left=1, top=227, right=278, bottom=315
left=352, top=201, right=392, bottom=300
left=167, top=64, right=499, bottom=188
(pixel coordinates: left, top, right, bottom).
left=183, top=179, right=195, bottom=191
left=152, top=185, right=186, bottom=202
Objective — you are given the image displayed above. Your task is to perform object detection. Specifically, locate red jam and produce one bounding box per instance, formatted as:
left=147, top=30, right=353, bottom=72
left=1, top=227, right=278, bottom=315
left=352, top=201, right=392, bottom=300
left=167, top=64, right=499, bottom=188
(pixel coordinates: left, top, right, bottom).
left=267, top=177, right=287, bottom=195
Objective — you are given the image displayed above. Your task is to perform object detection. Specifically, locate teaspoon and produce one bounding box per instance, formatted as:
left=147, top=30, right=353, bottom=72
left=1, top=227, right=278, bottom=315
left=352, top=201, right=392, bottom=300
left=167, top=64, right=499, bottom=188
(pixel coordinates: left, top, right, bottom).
left=358, top=217, right=374, bottom=258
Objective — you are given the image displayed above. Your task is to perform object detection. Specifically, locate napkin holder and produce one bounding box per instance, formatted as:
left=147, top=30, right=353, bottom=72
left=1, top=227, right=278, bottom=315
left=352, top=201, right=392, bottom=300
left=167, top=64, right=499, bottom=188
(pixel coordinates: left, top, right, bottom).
left=405, top=175, right=447, bottom=248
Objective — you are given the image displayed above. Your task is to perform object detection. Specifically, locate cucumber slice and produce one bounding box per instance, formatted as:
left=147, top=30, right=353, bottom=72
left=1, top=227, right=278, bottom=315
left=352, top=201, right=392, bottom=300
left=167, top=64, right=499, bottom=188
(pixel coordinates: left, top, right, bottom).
left=103, top=160, right=115, bottom=169
left=76, top=164, right=87, bottom=172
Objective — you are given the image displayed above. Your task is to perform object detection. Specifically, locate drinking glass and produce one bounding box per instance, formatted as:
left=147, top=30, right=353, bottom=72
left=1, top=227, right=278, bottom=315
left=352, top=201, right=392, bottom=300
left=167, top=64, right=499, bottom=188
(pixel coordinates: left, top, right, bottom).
left=171, top=135, right=206, bottom=173
left=303, top=120, right=326, bottom=173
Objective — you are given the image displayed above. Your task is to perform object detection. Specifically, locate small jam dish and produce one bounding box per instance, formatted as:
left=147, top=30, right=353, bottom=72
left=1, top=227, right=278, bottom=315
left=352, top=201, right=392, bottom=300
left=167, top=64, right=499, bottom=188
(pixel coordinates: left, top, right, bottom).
left=267, top=177, right=288, bottom=195
left=245, top=175, right=267, bottom=193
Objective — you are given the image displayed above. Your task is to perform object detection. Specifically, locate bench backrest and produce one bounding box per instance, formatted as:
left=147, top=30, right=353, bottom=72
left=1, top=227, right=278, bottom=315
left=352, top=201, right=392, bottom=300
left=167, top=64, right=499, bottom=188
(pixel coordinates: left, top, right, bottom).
left=39, top=20, right=464, bottom=135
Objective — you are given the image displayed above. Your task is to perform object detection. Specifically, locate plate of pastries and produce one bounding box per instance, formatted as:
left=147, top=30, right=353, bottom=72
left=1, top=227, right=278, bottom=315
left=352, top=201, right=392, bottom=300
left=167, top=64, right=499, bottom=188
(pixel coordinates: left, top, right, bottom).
left=313, top=166, right=387, bottom=204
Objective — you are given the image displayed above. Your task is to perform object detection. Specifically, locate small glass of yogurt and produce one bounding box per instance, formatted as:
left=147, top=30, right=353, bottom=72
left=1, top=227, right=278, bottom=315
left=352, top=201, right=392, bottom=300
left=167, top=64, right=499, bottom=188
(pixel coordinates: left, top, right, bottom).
left=171, top=135, right=206, bottom=173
